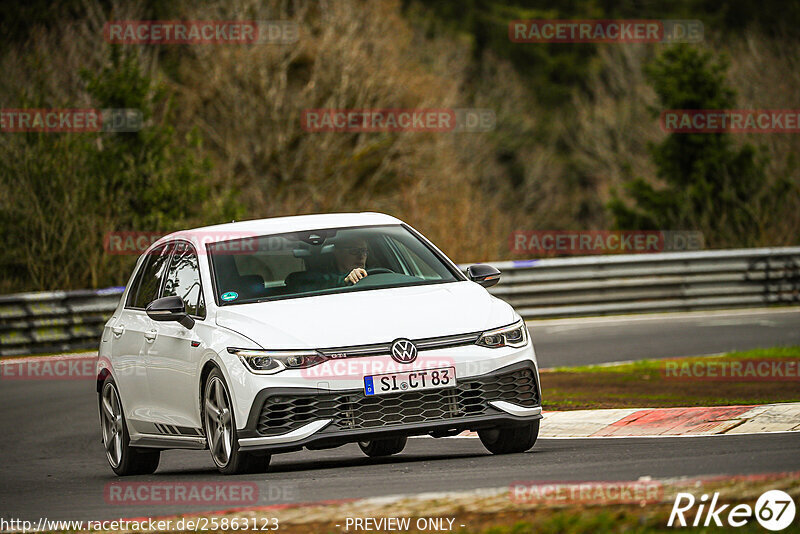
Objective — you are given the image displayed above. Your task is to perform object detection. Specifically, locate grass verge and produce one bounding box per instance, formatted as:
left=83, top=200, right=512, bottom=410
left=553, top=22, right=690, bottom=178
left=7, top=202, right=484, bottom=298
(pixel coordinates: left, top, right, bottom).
left=541, top=346, right=800, bottom=411
left=107, top=471, right=798, bottom=534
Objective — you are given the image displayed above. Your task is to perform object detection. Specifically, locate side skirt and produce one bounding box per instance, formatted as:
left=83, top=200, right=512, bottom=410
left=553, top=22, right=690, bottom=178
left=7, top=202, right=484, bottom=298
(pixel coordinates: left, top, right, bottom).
left=129, top=433, right=207, bottom=450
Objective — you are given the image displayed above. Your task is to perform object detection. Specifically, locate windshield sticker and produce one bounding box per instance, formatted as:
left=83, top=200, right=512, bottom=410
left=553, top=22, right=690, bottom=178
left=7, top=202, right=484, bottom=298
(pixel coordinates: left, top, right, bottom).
left=221, top=291, right=239, bottom=302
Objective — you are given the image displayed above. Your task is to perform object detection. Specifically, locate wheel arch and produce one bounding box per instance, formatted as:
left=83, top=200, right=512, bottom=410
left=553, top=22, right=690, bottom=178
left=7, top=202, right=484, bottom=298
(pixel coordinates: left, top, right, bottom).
left=96, top=368, right=111, bottom=393
left=96, top=354, right=114, bottom=393
left=199, top=359, right=222, bottom=419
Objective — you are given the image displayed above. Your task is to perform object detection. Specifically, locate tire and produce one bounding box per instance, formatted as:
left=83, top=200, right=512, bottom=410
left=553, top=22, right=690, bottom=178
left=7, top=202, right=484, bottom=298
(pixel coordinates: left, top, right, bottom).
left=358, top=436, right=407, bottom=457
left=99, top=376, right=160, bottom=476
left=203, top=368, right=270, bottom=475
left=478, top=420, right=539, bottom=455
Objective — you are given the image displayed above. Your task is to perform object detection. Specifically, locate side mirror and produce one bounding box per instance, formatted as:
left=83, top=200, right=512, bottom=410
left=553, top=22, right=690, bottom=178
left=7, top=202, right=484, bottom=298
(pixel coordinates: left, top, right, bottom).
left=146, top=295, right=195, bottom=329
left=466, top=264, right=501, bottom=288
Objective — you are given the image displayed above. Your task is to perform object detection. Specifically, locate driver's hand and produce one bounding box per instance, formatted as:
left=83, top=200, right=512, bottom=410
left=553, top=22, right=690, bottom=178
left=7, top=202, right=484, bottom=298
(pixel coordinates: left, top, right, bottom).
left=345, top=268, right=368, bottom=285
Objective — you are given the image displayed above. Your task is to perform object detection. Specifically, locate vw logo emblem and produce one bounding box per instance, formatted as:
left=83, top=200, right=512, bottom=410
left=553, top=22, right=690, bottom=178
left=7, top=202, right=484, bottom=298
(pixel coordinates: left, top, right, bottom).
left=390, top=339, right=418, bottom=364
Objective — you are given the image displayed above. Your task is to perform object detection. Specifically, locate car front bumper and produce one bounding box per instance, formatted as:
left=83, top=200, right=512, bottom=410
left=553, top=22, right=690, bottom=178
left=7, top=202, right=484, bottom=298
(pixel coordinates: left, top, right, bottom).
left=237, top=360, right=542, bottom=453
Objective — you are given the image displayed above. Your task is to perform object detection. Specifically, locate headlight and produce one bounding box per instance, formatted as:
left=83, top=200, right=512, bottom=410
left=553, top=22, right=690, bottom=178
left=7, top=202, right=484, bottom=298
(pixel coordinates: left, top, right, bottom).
left=228, top=348, right=328, bottom=374
left=476, top=320, right=528, bottom=349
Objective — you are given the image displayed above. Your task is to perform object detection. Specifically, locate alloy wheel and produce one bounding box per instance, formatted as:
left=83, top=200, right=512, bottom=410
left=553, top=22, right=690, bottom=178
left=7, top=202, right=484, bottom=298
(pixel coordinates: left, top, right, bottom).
left=204, top=376, right=234, bottom=467
left=101, top=383, right=124, bottom=468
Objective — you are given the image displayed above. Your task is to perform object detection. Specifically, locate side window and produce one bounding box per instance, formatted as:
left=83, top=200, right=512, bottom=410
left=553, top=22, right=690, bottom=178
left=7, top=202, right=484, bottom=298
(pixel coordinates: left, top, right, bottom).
left=163, top=242, right=205, bottom=318
left=127, top=244, right=172, bottom=309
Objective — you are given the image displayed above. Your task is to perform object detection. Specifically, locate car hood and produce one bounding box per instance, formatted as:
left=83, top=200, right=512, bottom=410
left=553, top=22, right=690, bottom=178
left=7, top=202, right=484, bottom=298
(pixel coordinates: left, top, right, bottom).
left=215, top=281, right=516, bottom=349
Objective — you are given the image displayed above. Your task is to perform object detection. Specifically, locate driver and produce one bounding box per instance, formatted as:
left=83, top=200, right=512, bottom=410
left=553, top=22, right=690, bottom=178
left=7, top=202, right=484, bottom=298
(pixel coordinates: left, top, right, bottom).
left=285, top=234, right=373, bottom=293
left=333, top=236, right=369, bottom=285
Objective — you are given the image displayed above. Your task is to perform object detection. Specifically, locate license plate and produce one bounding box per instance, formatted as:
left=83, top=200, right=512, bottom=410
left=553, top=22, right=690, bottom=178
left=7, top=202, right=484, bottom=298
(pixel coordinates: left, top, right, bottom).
left=364, top=367, right=456, bottom=396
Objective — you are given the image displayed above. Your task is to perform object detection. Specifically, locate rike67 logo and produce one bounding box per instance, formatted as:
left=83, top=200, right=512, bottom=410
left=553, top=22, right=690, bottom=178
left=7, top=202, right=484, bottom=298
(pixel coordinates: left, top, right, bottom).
left=669, top=490, right=796, bottom=531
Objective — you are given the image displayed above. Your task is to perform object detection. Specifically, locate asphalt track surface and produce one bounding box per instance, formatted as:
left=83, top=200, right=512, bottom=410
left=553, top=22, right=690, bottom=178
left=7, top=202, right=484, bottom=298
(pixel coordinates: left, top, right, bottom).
left=1, top=308, right=799, bottom=522
left=531, top=308, right=800, bottom=368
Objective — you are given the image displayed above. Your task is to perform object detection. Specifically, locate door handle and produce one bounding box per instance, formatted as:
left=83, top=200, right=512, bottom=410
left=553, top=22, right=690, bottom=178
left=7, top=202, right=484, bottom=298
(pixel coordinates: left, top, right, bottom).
left=144, top=329, right=158, bottom=343
left=111, top=325, right=125, bottom=338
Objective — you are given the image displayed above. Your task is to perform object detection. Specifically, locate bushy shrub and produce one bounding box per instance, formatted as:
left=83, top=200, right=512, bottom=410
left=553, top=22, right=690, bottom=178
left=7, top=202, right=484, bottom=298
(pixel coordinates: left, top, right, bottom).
left=608, top=45, right=792, bottom=247
left=0, top=46, right=239, bottom=291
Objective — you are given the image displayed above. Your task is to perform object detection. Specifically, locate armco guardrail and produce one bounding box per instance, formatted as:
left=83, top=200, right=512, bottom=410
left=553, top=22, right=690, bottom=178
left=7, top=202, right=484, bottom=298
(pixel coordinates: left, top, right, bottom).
left=0, top=287, right=124, bottom=357
left=474, top=247, right=800, bottom=318
left=1, top=248, right=799, bottom=356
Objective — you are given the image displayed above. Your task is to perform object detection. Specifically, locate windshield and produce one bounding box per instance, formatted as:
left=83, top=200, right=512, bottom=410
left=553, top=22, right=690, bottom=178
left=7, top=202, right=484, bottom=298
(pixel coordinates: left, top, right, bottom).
left=208, top=224, right=460, bottom=304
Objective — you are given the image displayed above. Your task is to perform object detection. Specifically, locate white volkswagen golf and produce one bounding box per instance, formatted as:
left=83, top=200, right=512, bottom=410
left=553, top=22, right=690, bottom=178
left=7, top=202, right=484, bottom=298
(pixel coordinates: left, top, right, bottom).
left=97, top=213, right=542, bottom=475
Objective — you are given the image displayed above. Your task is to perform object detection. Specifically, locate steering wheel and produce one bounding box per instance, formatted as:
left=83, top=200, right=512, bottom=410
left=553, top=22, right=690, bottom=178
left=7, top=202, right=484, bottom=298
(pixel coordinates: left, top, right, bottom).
left=367, top=268, right=394, bottom=275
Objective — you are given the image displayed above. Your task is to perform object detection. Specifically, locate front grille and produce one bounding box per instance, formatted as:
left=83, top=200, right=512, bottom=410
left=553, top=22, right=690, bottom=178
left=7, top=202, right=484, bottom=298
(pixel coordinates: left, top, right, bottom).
left=316, top=331, right=481, bottom=358
left=256, top=365, right=539, bottom=436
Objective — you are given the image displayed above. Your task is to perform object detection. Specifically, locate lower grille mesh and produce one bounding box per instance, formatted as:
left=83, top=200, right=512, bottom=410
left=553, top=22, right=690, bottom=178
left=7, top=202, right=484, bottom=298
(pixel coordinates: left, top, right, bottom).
left=256, top=365, right=539, bottom=436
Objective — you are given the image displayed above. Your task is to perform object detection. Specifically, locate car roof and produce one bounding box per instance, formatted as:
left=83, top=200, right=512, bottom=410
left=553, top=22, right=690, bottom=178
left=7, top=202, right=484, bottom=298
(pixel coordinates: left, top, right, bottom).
left=153, top=212, right=403, bottom=248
